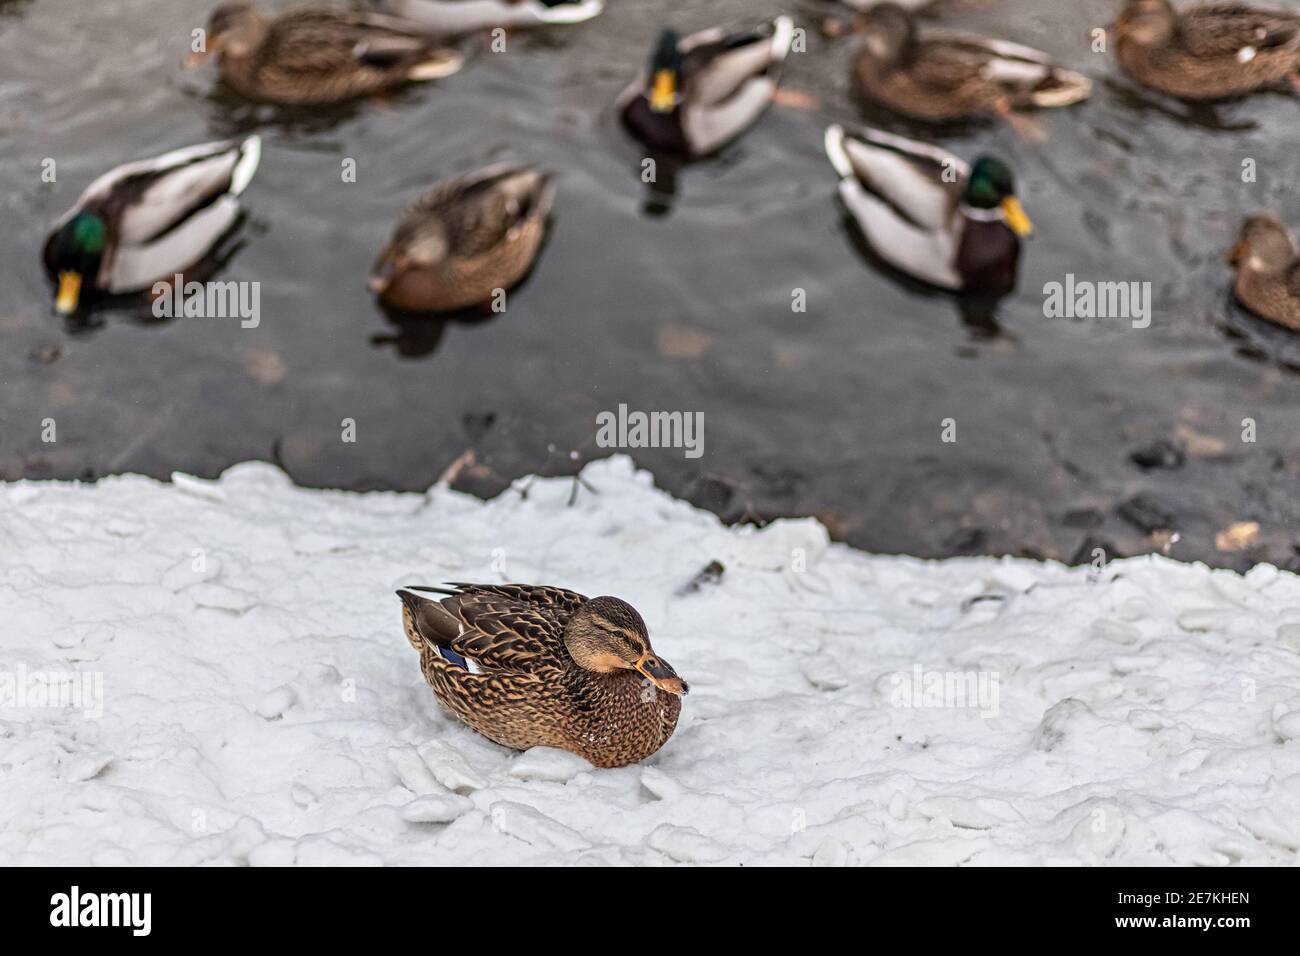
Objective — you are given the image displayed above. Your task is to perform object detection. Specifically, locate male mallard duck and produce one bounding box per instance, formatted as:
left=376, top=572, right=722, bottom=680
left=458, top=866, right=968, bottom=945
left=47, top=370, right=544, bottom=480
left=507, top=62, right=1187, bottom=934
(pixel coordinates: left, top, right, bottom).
left=186, top=3, right=464, bottom=106
left=397, top=584, right=687, bottom=768
left=1111, top=0, right=1300, bottom=100
left=852, top=3, right=1092, bottom=122
left=618, top=16, right=795, bottom=158
left=42, top=136, right=261, bottom=316
left=369, top=163, right=554, bottom=313
left=824, top=124, right=1032, bottom=293
left=1227, top=214, right=1300, bottom=331
left=380, top=0, right=604, bottom=35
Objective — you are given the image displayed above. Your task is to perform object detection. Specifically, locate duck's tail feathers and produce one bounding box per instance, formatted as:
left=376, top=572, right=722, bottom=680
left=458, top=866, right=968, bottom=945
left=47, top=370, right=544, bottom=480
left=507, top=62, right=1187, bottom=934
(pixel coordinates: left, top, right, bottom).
left=770, top=15, right=796, bottom=61
left=229, top=135, right=261, bottom=196
left=824, top=124, right=853, bottom=179
left=1032, top=66, right=1092, bottom=107
left=534, top=0, right=604, bottom=24
left=397, top=586, right=463, bottom=648
left=409, top=49, right=464, bottom=81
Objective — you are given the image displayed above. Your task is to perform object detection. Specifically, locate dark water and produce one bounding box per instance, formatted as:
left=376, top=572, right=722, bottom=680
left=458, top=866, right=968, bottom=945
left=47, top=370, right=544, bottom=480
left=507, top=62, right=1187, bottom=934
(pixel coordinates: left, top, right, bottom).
left=2, top=0, right=1298, bottom=571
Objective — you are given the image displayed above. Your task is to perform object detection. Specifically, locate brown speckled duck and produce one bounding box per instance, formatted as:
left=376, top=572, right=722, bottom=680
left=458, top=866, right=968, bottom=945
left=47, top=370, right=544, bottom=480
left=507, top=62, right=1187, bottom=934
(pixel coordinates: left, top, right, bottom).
left=1227, top=214, right=1300, bottom=332
left=397, top=584, right=687, bottom=768
left=1111, top=0, right=1300, bottom=100
left=851, top=3, right=1092, bottom=123
left=186, top=3, right=464, bottom=106
left=369, top=163, right=554, bottom=313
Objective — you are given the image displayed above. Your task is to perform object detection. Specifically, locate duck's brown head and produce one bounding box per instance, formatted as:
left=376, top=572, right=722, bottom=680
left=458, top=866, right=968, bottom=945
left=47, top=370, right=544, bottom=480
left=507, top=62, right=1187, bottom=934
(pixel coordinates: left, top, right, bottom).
left=1228, top=214, right=1296, bottom=273
left=1111, top=0, right=1176, bottom=48
left=858, top=3, right=918, bottom=68
left=186, top=3, right=266, bottom=67
left=564, top=596, right=688, bottom=696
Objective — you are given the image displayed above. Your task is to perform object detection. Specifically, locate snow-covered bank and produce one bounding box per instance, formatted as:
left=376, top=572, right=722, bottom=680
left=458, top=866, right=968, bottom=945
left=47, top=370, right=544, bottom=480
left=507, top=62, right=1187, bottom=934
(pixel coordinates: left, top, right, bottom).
left=2, top=456, right=1299, bottom=866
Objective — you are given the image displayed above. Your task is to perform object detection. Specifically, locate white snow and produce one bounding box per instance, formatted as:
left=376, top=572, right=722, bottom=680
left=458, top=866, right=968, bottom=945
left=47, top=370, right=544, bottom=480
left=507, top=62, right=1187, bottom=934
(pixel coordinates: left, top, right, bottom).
left=2, top=455, right=1300, bottom=865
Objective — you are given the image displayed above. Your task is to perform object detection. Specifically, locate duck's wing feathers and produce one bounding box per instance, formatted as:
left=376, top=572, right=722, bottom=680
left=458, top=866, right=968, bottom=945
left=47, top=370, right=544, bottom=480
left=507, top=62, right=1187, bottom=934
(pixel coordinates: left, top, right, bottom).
left=680, top=16, right=794, bottom=106
left=824, top=125, right=962, bottom=288
left=261, top=11, right=439, bottom=73
left=825, top=124, right=964, bottom=231
left=1178, top=6, right=1300, bottom=58
left=920, top=33, right=1092, bottom=105
left=405, top=164, right=555, bottom=260
left=106, top=199, right=243, bottom=292
left=399, top=583, right=587, bottom=674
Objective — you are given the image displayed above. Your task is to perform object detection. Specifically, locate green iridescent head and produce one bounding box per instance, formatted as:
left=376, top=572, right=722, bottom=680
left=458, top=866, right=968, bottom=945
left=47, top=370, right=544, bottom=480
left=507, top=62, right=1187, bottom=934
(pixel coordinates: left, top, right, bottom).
left=48, top=212, right=107, bottom=315
left=965, top=157, right=1033, bottom=237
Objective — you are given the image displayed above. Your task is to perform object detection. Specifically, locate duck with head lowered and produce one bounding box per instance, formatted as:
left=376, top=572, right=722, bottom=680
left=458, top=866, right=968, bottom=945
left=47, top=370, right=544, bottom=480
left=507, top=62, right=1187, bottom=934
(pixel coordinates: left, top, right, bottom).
left=369, top=163, right=555, bottom=314
left=398, top=584, right=687, bottom=768
left=42, top=136, right=261, bottom=316
left=825, top=124, right=1033, bottom=295
left=618, top=16, right=795, bottom=158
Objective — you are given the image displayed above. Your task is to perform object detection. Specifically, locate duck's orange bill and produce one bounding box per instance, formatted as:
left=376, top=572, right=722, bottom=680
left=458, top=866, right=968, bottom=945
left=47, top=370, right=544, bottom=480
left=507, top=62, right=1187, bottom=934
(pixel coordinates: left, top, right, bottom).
left=650, top=70, right=677, bottom=112
left=635, top=652, right=688, bottom=696
left=55, top=271, right=82, bottom=315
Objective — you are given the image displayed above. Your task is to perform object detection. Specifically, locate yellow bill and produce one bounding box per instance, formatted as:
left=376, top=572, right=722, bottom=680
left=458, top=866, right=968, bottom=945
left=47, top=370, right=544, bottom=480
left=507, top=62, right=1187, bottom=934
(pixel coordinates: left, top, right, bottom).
left=1001, top=196, right=1033, bottom=238
left=55, top=271, right=82, bottom=315
left=649, top=69, right=677, bottom=112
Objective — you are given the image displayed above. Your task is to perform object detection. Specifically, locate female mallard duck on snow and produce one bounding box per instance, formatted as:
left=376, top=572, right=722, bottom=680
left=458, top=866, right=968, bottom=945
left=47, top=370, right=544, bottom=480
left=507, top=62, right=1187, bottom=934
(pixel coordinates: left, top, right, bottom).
left=852, top=3, right=1092, bottom=122
left=1111, top=0, right=1300, bottom=100
left=186, top=3, right=463, bottom=106
left=824, top=125, right=1032, bottom=294
left=398, top=584, right=687, bottom=768
left=380, top=0, right=604, bottom=35
left=370, top=163, right=554, bottom=313
left=1227, top=215, right=1300, bottom=331
left=618, top=16, right=796, bottom=158
left=42, top=136, right=261, bottom=316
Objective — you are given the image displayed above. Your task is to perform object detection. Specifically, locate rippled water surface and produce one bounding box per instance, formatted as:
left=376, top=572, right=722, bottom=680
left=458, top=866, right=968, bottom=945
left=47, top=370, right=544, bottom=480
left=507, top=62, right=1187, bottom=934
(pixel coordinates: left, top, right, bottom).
left=2, top=0, right=1298, bottom=570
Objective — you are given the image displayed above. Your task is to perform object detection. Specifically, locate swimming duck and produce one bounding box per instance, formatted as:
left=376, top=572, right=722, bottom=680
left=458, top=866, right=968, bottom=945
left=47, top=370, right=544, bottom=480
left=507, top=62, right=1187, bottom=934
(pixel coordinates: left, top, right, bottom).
left=397, top=584, right=687, bottom=768
left=1227, top=215, right=1300, bottom=331
left=824, top=124, right=1032, bottom=294
left=380, top=0, right=604, bottom=35
left=370, top=163, right=554, bottom=314
left=618, top=16, right=795, bottom=158
left=851, top=3, right=1092, bottom=122
left=187, top=3, right=464, bottom=106
left=42, top=136, right=261, bottom=316
left=1111, top=0, right=1300, bottom=100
